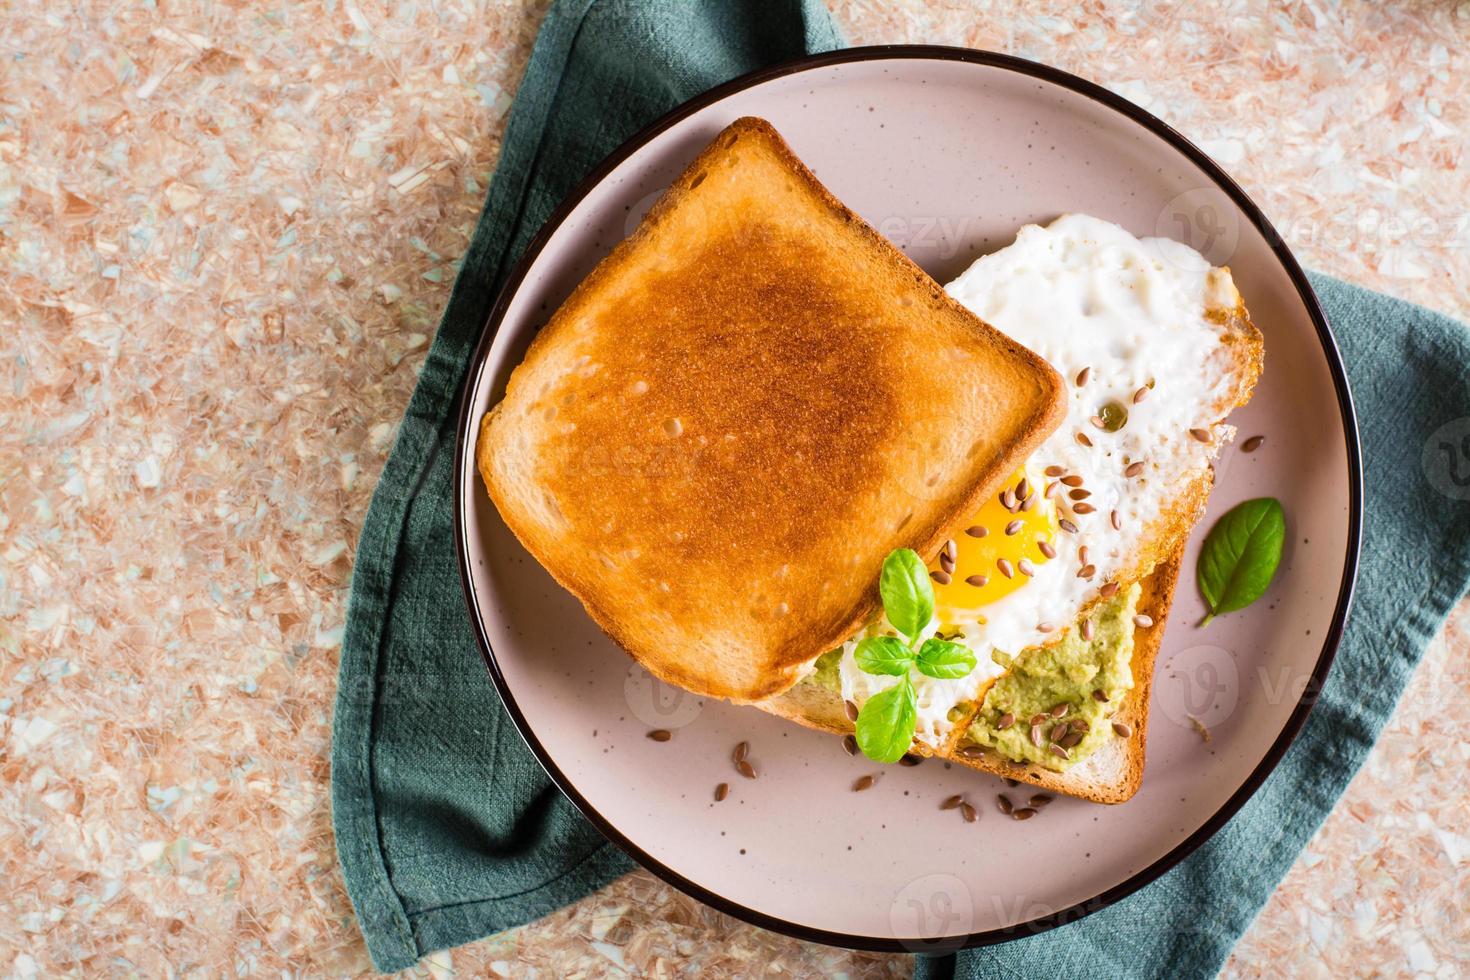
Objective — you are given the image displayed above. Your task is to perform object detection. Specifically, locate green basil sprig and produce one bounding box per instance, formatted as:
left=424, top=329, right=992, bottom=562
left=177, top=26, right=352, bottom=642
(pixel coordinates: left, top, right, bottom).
left=1196, top=497, right=1285, bottom=627
left=852, top=549, right=978, bottom=763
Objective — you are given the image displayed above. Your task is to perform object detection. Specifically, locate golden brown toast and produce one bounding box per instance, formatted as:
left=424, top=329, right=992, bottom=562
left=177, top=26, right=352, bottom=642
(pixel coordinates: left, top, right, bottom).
left=476, top=117, right=1066, bottom=702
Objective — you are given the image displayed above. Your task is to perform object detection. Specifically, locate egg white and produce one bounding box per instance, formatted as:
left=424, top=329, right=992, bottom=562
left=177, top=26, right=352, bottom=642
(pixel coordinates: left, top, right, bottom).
left=837, top=213, right=1240, bottom=749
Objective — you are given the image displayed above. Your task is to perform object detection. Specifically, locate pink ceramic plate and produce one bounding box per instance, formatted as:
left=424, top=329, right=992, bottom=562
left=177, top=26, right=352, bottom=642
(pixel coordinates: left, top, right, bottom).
left=454, top=47, right=1361, bottom=951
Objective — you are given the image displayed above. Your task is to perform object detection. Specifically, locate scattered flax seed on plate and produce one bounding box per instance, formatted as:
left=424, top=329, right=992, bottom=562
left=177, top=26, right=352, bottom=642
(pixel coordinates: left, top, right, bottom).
left=852, top=774, right=876, bottom=792
left=647, top=729, right=672, bottom=742
left=714, top=783, right=729, bottom=802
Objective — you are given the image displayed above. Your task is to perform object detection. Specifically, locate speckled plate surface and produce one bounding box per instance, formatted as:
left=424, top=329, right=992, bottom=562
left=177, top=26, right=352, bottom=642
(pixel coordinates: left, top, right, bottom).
left=454, top=47, right=1360, bottom=951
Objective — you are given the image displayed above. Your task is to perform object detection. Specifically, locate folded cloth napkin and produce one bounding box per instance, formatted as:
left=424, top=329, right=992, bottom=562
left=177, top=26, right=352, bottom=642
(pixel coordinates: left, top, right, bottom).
left=330, top=1, right=1470, bottom=973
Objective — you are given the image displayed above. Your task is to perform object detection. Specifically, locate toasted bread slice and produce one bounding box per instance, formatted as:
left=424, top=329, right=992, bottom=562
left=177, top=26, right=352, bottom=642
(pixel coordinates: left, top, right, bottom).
left=477, top=117, right=1066, bottom=702
left=754, top=256, right=1263, bottom=801
left=753, top=552, right=1181, bottom=802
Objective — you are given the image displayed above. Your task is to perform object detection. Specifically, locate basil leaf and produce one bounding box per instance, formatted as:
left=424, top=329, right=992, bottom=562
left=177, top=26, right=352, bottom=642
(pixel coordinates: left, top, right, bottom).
left=854, top=635, right=914, bottom=676
left=879, top=548, right=934, bottom=643
left=854, top=676, right=917, bottom=764
left=1196, top=497, right=1285, bottom=626
left=915, top=638, right=977, bottom=680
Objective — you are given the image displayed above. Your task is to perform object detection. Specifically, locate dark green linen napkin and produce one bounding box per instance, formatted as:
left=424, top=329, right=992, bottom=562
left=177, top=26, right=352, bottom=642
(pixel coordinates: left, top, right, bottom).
left=330, top=1, right=1470, bottom=973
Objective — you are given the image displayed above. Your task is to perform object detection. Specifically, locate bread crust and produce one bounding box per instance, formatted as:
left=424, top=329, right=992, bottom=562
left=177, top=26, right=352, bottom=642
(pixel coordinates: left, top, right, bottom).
left=477, top=117, right=1067, bottom=702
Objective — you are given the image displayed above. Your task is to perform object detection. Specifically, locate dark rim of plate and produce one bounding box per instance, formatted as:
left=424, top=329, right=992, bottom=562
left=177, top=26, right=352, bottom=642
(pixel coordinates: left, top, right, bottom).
left=451, top=44, right=1364, bottom=953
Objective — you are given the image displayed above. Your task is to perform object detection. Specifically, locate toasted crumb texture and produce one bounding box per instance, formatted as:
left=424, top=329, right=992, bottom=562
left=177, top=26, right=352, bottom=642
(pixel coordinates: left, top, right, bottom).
left=477, top=117, right=1066, bottom=702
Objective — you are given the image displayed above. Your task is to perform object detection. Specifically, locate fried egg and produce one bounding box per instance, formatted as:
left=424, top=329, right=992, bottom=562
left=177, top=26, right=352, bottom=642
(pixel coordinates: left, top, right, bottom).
left=838, top=214, right=1244, bottom=747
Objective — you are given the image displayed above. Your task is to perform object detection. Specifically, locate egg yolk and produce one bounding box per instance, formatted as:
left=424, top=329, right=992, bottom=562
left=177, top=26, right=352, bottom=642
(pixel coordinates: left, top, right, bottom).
left=931, top=467, right=1057, bottom=618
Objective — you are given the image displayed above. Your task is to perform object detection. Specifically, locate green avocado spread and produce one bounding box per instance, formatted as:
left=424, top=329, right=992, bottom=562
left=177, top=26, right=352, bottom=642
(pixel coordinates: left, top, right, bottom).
left=802, top=586, right=1138, bottom=773
left=810, top=648, right=843, bottom=691
left=965, top=583, right=1140, bottom=771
